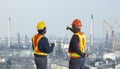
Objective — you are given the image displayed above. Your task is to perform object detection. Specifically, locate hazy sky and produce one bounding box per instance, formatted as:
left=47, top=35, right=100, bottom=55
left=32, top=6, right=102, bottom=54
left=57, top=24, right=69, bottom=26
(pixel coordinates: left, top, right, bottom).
left=0, top=0, right=120, bottom=38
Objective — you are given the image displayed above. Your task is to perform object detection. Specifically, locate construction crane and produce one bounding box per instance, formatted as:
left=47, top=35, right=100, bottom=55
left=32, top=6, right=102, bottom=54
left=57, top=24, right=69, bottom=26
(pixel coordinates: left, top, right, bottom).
left=103, top=20, right=114, bottom=52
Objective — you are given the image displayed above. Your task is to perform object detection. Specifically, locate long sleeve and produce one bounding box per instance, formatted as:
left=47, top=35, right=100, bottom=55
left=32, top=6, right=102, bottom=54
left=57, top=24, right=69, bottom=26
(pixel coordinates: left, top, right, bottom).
left=38, top=37, right=54, bottom=53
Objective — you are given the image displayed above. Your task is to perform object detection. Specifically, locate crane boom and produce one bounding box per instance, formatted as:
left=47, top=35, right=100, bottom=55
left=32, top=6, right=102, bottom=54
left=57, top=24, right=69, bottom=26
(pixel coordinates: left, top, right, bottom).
left=103, top=20, right=114, bottom=52
left=103, top=20, right=113, bottom=31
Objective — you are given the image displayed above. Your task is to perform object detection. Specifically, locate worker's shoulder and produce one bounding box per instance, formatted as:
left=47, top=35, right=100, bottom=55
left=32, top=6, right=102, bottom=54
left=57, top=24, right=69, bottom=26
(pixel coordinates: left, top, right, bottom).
left=41, top=36, right=48, bottom=41
left=73, top=32, right=86, bottom=38
left=31, top=34, right=38, bottom=38
left=31, top=35, right=35, bottom=40
left=75, top=32, right=86, bottom=36
left=73, top=34, right=79, bottom=39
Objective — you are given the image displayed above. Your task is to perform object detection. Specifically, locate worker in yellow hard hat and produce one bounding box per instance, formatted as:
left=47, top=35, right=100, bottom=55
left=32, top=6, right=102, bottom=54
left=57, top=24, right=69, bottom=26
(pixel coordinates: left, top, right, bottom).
left=32, top=21, right=55, bottom=69
left=66, top=19, right=88, bottom=69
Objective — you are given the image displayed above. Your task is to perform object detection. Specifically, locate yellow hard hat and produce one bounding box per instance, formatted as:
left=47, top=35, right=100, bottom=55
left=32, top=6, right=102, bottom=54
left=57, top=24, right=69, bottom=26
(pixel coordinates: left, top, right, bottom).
left=36, top=21, right=47, bottom=30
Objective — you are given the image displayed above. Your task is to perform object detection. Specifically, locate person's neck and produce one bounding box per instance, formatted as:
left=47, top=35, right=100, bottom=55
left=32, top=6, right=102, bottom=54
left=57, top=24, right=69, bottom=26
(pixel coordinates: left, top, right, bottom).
left=38, top=33, right=44, bottom=36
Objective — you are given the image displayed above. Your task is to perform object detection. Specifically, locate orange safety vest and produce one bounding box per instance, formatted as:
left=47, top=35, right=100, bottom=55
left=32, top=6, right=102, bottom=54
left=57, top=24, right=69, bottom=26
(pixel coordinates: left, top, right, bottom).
left=69, top=32, right=87, bottom=58
left=32, top=34, right=48, bottom=56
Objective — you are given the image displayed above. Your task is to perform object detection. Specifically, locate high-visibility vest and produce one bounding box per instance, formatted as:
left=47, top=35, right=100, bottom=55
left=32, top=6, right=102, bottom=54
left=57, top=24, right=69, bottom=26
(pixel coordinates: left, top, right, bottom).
left=32, top=34, right=48, bottom=56
left=69, top=32, right=87, bottom=58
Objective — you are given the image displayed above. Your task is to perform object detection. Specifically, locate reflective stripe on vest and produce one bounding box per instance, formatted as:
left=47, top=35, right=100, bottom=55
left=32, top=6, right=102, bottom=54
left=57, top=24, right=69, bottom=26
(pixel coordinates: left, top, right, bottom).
left=32, top=34, right=48, bottom=56
left=69, top=32, right=87, bottom=58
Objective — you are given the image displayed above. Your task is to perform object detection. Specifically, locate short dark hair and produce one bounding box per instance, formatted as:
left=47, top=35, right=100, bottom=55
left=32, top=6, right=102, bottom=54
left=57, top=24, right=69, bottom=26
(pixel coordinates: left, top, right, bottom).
left=37, top=27, right=46, bottom=34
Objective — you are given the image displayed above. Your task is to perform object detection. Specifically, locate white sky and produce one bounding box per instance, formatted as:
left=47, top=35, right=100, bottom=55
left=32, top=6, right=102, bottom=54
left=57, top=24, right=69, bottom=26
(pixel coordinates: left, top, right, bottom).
left=0, top=0, right=120, bottom=38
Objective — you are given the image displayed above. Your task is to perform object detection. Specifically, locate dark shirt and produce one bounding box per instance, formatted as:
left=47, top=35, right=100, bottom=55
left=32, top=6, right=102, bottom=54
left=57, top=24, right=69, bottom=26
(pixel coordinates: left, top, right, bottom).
left=69, top=34, right=85, bottom=57
left=38, top=37, right=54, bottom=53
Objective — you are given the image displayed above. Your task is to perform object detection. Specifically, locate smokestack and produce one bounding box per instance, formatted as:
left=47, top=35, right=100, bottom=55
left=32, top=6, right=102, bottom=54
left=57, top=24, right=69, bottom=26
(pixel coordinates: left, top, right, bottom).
left=8, top=17, right=11, bottom=47
left=17, top=33, right=20, bottom=47
left=89, top=14, right=94, bottom=52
